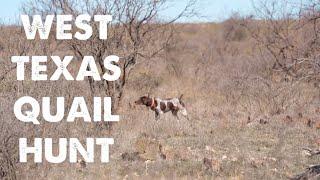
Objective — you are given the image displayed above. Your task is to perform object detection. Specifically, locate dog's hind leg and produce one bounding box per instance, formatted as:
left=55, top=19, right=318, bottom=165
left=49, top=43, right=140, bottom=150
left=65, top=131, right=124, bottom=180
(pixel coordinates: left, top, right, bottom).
left=172, top=110, right=180, bottom=120
left=179, top=107, right=188, bottom=116
left=180, top=108, right=190, bottom=121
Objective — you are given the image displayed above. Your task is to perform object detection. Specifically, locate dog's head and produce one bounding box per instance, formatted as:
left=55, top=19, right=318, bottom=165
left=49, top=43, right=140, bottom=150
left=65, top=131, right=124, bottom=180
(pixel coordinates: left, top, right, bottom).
left=135, top=96, right=152, bottom=106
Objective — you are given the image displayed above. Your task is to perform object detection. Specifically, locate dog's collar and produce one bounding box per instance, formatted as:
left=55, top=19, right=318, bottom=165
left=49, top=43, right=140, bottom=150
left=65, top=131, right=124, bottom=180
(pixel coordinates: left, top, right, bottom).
left=150, top=98, right=156, bottom=108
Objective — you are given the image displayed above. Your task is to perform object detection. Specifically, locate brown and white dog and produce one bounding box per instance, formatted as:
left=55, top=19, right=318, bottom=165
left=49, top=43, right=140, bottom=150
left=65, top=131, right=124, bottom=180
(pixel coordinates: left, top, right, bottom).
left=134, top=95, right=188, bottom=120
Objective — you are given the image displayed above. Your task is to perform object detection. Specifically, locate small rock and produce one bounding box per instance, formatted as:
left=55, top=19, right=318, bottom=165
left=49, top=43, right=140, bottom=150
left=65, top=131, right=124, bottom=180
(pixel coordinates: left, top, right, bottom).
left=283, top=115, right=293, bottom=124
left=222, top=155, right=228, bottom=160
left=314, top=138, right=320, bottom=147
left=159, top=153, right=166, bottom=160
left=77, top=159, right=86, bottom=168
left=259, top=118, right=268, bottom=125
left=231, top=157, right=238, bottom=162
left=203, top=158, right=221, bottom=172
left=123, top=175, right=129, bottom=180
left=302, top=149, right=312, bottom=157
left=249, top=157, right=264, bottom=168
left=121, top=152, right=142, bottom=161
left=205, top=145, right=215, bottom=153
left=247, top=116, right=252, bottom=124
left=315, top=121, right=320, bottom=129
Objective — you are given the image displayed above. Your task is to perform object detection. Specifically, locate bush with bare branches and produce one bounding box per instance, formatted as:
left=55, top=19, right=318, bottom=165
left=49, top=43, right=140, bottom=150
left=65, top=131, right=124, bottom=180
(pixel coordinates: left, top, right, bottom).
left=22, top=0, right=197, bottom=111
left=243, top=0, right=320, bottom=84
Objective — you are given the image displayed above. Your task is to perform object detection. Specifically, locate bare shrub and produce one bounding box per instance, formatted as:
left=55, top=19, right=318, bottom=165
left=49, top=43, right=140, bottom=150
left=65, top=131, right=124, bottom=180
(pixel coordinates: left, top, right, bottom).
left=244, top=0, right=320, bottom=84
left=22, top=0, right=197, bottom=111
left=222, top=13, right=248, bottom=42
left=0, top=20, right=58, bottom=180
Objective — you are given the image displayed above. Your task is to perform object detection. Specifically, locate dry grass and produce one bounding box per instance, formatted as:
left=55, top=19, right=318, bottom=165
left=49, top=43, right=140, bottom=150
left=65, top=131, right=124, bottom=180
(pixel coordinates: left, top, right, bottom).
left=0, top=19, right=319, bottom=179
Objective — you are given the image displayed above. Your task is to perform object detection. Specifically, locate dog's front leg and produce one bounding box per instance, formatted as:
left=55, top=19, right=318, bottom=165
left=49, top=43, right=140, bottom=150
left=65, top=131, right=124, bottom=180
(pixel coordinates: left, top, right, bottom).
left=155, top=111, right=160, bottom=120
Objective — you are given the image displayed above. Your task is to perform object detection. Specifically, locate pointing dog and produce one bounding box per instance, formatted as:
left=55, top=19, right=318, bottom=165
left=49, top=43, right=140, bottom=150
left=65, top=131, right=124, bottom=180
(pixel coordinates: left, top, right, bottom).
left=135, top=94, right=188, bottom=120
